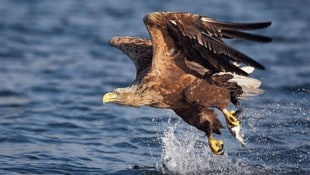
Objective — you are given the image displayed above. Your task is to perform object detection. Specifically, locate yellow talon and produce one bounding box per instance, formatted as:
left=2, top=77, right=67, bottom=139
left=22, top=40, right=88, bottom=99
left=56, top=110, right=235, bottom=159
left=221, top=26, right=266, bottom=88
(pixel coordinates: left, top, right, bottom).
left=222, top=109, right=240, bottom=128
left=208, top=136, right=224, bottom=155
left=222, top=108, right=245, bottom=146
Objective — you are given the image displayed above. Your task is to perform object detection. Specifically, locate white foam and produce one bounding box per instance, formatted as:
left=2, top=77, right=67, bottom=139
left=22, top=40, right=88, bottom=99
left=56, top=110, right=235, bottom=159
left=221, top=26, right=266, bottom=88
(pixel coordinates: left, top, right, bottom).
left=157, top=121, right=251, bottom=174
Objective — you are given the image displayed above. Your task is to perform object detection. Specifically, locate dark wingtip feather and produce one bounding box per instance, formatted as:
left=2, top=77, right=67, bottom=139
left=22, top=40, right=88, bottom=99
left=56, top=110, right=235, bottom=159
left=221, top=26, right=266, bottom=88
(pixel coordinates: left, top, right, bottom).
left=217, top=21, right=272, bottom=30
left=253, top=62, right=265, bottom=70
left=222, top=30, right=272, bottom=43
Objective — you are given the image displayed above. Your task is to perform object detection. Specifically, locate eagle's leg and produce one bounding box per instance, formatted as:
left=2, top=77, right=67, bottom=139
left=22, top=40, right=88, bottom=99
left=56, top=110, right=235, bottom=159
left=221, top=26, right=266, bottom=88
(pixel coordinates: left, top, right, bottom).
left=222, top=108, right=245, bottom=146
left=233, top=106, right=244, bottom=119
left=199, top=120, right=224, bottom=155
left=176, top=107, right=225, bottom=155
left=230, top=92, right=243, bottom=118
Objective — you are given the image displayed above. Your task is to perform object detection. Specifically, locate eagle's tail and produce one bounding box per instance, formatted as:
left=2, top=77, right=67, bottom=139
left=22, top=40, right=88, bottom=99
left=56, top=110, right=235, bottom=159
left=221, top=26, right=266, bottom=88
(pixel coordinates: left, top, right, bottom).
left=228, top=66, right=263, bottom=99
left=213, top=66, right=263, bottom=100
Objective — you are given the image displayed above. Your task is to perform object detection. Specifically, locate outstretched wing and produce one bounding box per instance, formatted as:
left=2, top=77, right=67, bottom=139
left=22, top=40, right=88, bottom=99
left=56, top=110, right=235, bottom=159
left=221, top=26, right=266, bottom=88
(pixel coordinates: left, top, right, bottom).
left=108, top=36, right=153, bottom=80
left=144, top=12, right=271, bottom=76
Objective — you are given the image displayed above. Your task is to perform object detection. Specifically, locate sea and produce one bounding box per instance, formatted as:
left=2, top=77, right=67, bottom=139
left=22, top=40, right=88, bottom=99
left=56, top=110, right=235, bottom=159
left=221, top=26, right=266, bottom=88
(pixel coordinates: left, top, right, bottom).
left=0, top=0, right=309, bottom=174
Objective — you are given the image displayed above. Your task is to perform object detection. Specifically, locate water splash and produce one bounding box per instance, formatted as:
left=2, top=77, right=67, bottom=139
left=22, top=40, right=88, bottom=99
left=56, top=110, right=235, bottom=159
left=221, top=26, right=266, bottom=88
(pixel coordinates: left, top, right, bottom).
left=157, top=120, right=253, bottom=175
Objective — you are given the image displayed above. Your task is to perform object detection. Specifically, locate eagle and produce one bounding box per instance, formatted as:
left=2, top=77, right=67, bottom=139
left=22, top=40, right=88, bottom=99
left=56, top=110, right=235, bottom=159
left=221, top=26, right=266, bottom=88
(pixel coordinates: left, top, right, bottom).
left=103, top=12, right=271, bottom=155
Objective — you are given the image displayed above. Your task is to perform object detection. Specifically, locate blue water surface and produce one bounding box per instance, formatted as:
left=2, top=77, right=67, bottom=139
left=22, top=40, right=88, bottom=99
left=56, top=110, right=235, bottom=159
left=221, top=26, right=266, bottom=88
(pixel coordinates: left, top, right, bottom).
left=0, top=0, right=309, bottom=174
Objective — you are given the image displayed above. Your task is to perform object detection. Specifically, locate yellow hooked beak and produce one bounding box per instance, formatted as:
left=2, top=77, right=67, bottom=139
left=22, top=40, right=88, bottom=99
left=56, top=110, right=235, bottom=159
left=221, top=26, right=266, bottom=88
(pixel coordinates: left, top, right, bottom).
left=102, top=92, right=118, bottom=104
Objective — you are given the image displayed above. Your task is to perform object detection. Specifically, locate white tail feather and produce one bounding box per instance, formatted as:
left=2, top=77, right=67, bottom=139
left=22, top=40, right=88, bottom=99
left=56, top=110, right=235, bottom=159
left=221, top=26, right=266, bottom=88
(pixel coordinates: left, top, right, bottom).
left=241, top=66, right=255, bottom=74
left=215, top=69, right=263, bottom=99
left=229, top=74, right=263, bottom=99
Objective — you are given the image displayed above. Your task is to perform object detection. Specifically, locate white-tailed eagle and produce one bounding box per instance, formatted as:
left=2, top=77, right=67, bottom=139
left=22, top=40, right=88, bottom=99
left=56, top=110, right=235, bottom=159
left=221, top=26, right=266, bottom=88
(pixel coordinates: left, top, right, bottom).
left=103, top=12, right=271, bottom=155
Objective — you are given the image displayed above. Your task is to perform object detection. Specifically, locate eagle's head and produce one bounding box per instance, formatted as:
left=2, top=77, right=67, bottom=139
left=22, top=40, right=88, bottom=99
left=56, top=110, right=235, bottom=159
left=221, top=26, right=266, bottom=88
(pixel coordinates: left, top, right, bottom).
left=103, top=88, right=135, bottom=106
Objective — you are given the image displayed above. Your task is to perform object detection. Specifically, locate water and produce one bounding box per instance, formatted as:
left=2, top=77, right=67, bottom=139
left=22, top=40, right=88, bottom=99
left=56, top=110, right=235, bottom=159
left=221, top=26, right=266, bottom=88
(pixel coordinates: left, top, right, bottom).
left=0, top=0, right=309, bottom=174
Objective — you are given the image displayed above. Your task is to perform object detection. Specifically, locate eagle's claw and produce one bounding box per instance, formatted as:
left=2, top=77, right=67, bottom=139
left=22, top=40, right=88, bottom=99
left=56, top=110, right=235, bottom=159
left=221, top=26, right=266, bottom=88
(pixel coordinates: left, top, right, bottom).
left=222, top=108, right=245, bottom=146
left=208, top=137, right=224, bottom=155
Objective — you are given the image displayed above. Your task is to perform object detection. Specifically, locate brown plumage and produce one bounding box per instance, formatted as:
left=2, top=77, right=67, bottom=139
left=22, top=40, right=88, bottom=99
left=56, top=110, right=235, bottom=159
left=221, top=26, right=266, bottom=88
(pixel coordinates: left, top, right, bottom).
left=103, top=12, right=271, bottom=155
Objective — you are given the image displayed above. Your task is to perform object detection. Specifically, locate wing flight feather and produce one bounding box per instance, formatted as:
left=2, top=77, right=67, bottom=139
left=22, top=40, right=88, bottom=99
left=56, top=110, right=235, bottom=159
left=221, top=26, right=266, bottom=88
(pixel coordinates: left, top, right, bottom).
left=164, top=13, right=271, bottom=75
left=108, top=36, right=153, bottom=79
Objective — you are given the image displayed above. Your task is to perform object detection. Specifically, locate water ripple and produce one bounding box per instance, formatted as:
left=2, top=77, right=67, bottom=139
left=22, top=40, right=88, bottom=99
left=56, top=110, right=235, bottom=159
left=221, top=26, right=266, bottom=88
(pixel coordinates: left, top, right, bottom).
left=0, top=0, right=309, bottom=174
